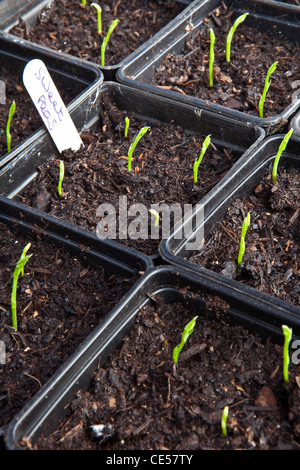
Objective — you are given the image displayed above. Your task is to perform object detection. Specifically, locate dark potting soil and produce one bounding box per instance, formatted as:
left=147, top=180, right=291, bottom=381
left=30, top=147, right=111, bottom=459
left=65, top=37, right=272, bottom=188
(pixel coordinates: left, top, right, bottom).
left=35, top=297, right=300, bottom=450
left=17, top=92, right=240, bottom=256
left=187, top=166, right=300, bottom=308
left=9, top=0, right=184, bottom=67
left=0, top=221, right=135, bottom=427
left=0, top=66, right=79, bottom=156
left=152, top=3, right=300, bottom=118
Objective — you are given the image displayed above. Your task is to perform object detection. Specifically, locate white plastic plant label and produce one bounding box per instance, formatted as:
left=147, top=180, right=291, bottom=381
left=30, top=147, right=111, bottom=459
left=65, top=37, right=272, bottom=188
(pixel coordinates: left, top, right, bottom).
left=23, top=59, right=83, bottom=153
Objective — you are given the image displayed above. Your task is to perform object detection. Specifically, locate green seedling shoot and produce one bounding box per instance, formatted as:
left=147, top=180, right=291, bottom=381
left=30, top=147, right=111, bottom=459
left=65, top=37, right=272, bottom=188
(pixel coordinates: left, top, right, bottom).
left=124, top=116, right=130, bottom=138
left=11, top=243, right=32, bottom=331
left=226, top=12, right=248, bottom=63
left=6, top=100, right=16, bottom=153
left=173, top=316, right=198, bottom=364
left=91, top=3, right=102, bottom=35
left=282, top=324, right=292, bottom=383
left=259, top=61, right=278, bottom=119
left=193, top=134, right=211, bottom=184
left=149, top=209, right=160, bottom=227
left=81, top=0, right=86, bottom=5
left=237, top=212, right=250, bottom=268
left=58, top=160, right=65, bottom=197
left=127, top=126, right=150, bottom=171
left=101, top=18, right=119, bottom=66
left=221, top=406, right=229, bottom=436
left=272, top=128, right=293, bottom=184
left=209, top=28, right=215, bottom=87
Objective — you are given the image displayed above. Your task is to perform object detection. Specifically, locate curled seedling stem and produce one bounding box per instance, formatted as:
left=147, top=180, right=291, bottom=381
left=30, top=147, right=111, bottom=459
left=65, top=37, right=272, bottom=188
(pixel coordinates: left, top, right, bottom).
left=282, top=324, right=292, bottom=383
left=221, top=406, right=229, bottom=436
left=124, top=116, right=130, bottom=138
left=11, top=243, right=32, bottom=331
left=149, top=209, right=160, bottom=227
left=259, top=61, right=278, bottom=119
left=272, top=128, right=293, bottom=184
left=127, top=126, right=150, bottom=171
left=226, top=12, right=248, bottom=63
left=58, top=160, right=65, bottom=197
left=91, top=3, right=102, bottom=35
left=209, top=28, right=215, bottom=87
left=101, top=18, right=119, bottom=66
left=193, top=134, right=211, bottom=184
left=6, top=100, right=16, bottom=153
left=173, top=316, right=198, bottom=364
left=237, top=212, right=250, bottom=268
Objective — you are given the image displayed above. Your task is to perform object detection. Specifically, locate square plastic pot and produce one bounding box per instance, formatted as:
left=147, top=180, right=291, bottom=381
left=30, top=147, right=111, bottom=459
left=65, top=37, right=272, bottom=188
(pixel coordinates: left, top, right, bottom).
left=117, top=0, right=300, bottom=135
left=0, top=81, right=265, bottom=261
left=4, top=263, right=300, bottom=449
left=160, top=133, right=300, bottom=319
left=0, top=31, right=103, bottom=168
left=0, top=194, right=153, bottom=444
left=1, top=0, right=191, bottom=81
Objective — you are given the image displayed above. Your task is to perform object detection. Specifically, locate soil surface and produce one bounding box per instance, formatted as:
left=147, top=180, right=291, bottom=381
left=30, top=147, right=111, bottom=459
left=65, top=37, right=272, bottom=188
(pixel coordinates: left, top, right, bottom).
left=0, top=221, right=135, bottom=428
left=187, top=166, right=300, bottom=308
left=152, top=3, right=300, bottom=118
left=10, top=0, right=184, bottom=67
left=0, top=67, right=78, bottom=156
left=17, top=92, right=240, bottom=256
left=35, top=297, right=300, bottom=450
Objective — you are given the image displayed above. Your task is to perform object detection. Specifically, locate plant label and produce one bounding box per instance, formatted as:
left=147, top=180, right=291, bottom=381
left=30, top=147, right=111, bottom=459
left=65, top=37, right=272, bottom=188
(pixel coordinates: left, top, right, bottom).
left=23, top=59, right=83, bottom=152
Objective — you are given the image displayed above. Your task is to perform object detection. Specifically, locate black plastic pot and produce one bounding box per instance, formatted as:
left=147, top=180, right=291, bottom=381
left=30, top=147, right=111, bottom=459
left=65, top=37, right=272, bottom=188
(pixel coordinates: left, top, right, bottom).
left=5, top=263, right=300, bottom=449
left=117, top=0, right=300, bottom=135
left=0, top=194, right=153, bottom=442
left=0, top=81, right=265, bottom=262
left=160, top=133, right=300, bottom=317
left=2, top=0, right=190, bottom=81
left=0, top=31, right=103, bottom=168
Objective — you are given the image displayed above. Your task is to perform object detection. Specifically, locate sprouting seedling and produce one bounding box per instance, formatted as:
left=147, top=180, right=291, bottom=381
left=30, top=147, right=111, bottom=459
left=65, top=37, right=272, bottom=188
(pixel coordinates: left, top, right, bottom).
left=81, top=0, right=86, bottom=4
left=91, top=3, right=102, bottom=35
left=124, top=116, right=130, bottom=138
left=226, top=12, right=248, bottom=63
left=6, top=100, right=16, bottom=153
left=149, top=209, right=160, bottom=227
left=58, top=160, right=65, bottom=197
left=282, top=325, right=292, bottom=383
left=193, top=134, right=211, bottom=184
left=259, top=61, right=278, bottom=119
left=101, top=18, right=119, bottom=66
left=127, top=126, right=150, bottom=171
left=209, top=28, right=215, bottom=87
left=221, top=406, right=229, bottom=436
left=173, top=316, right=198, bottom=364
left=11, top=243, right=32, bottom=331
left=272, top=128, right=293, bottom=184
left=237, top=212, right=250, bottom=268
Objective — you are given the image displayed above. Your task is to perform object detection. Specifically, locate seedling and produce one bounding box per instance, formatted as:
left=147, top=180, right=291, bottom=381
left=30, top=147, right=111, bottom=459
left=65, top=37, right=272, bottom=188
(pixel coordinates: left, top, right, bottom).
left=173, top=316, right=198, bottom=364
left=81, top=0, right=86, bottom=4
left=209, top=28, right=215, bottom=87
left=193, top=134, right=211, bottom=184
left=101, top=18, right=119, bottom=66
left=282, top=324, right=292, bottom=383
left=226, top=12, right=248, bottom=63
left=127, top=126, right=150, bottom=171
left=272, top=128, right=293, bottom=184
left=149, top=209, right=160, bottom=227
left=91, top=3, right=102, bottom=35
left=237, top=212, right=250, bottom=268
left=124, top=116, right=130, bottom=138
left=221, top=406, right=229, bottom=436
left=11, top=243, right=32, bottom=331
left=259, top=61, right=278, bottom=119
left=58, top=160, right=65, bottom=197
left=6, top=100, right=16, bottom=152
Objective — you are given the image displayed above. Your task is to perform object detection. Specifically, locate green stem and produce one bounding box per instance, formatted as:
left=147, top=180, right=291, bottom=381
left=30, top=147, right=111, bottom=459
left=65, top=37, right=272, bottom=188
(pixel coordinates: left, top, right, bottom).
left=272, top=128, right=293, bottom=184
left=193, top=134, right=211, bottom=183
left=128, top=126, right=150, bottom=171
left=91, top=3, right=102, bottom=34
left=101, top=18, right=119, bottom=66
left=58, top=160, right=65, bottom=197
left=259, top=61, right=278, bottom=119
left=282, top=325, right=292, bottom=383
left=6, top=100, right=16, bottom=153
left=209, top=28, right=215, bottom=87
left=237, top=212, right=250, bottom=268
left=226, top=12, right=248, bottom=63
